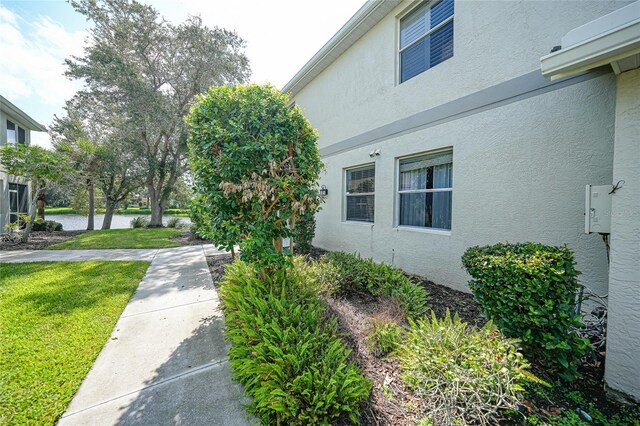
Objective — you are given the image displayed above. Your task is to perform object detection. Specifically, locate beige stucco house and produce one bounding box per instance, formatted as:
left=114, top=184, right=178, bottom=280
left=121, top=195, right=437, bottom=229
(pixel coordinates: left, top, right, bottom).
left=0, top=95, right=47, bottom=232
left=284, top=0, right=639, bottom=402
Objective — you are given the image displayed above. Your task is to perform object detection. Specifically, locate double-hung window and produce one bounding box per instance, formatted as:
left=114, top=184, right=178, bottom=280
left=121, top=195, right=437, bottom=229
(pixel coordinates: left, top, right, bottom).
left=399, top=0, right=454, bottom=83
left=345, top=164, right=375, bottom=223
left=398, top=150, right=452, bottom=230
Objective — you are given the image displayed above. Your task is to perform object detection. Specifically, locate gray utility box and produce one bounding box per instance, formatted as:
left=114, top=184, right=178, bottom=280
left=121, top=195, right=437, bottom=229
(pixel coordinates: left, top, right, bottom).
left=585, top=184, right=612, bottom=234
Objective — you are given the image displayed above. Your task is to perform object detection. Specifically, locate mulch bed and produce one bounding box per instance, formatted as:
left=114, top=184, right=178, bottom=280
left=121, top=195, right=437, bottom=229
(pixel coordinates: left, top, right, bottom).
left=0, top=229, right=208, bottom=251
left=204, top=246, right=638, bottom=426
left=0, top=231, right=87, bottom=251
left=169, top=230, right=212, bottom=246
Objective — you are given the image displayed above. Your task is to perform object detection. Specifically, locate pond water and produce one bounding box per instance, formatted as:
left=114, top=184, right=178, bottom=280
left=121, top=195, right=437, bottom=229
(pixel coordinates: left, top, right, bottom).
left=47, top=215, right=192, bottom=231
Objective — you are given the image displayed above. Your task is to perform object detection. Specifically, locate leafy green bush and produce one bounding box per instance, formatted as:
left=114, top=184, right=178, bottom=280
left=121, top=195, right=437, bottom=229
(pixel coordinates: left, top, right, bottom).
left=165, top=217, right=183, bottom=228
left=461, top=242, right=591, bottom=380
left=220, top=261, right=371, bottom=425
left=31, top=219, right=63, bottom=232
left=130, top=216, right=149, bottom=228
left=293, top=211, right=316, bottom=254
left=366, top=318, right=402, bottom=357
left=397, top=310, right=529, bottom=425
left=322, top=252, right=429, bottom=319
left=187, top=84, right=323, bottom=271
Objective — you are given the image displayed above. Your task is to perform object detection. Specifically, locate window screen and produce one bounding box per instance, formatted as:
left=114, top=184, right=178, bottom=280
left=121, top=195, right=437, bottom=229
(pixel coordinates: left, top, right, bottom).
left=345, top=165, right=375, bottom=222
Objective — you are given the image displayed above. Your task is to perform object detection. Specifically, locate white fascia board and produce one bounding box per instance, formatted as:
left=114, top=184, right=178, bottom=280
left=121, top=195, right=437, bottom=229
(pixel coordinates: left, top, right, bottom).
left=541, top=3, right=640, bottom=80
left=0, top=95, right=47, bottom=132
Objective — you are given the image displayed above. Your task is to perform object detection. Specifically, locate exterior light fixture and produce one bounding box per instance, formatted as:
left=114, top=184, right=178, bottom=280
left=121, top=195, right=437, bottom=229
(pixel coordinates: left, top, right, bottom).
left=319, top=185, right=328, bottom=196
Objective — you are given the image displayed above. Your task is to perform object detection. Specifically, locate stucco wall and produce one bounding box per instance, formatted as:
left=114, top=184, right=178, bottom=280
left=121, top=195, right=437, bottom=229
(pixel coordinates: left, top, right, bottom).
left=293, top=0, right=628, bottom=150
left=313, top=74, right=615, bottom=294
left=605, top=67, right=640, bottom=403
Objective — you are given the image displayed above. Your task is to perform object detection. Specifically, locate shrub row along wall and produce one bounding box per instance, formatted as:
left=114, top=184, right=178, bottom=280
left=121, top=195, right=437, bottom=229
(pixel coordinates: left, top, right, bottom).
left=219, top=261, right=371, bottom=425
left=320, top=251, right=429, bottom=319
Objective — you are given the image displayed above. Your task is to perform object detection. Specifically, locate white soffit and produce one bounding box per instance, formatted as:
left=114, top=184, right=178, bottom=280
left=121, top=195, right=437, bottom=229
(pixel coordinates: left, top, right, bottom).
left=541, top=1, right=640, bottom=80
left=282, top=0, right=401, bottom=97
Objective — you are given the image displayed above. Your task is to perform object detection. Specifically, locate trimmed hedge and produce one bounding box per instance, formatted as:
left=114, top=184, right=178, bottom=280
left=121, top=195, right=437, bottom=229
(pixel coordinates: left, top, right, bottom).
left=31, top=219, right=63, bottom=232
left=461, top=242, right=592, bottom=380
left=220, top=261, right=371, bottom=425
left=321, top=252, right=429, bottom=319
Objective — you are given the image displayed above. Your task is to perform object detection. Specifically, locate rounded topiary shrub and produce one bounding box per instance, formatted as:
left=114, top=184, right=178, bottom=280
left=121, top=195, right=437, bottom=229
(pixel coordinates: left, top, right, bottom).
left=186, top=84, right=323, bottom=271
left=461, top=242, right=592, bottom=380
left=31, top=220, right=63, bottom=232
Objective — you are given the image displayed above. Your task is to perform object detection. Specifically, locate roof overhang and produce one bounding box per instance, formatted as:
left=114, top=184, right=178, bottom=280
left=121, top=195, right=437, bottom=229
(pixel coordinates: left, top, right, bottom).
left=0, top=95, right=47, bottom=132
left=541, top=1, right=640, bottom=80
left=282, top=0, right=401, bottom=97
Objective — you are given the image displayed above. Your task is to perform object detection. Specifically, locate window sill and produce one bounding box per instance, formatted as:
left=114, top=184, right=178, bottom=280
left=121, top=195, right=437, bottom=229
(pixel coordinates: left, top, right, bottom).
left=395, top=226, right=451, bottom=236
left=343, top=221, right=374, bottom=227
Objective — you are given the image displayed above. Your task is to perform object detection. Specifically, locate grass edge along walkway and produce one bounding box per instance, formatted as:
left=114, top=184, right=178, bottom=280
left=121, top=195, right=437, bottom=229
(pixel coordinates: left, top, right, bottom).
left=48, top=228, right=182, bottom=250
left=0, top=260, right=150, bottom=425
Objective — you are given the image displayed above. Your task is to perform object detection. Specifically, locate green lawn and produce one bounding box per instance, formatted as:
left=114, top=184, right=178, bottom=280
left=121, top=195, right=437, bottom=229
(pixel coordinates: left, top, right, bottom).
left=115, top=207, right=189, bottom=217
left=0, top=261, right=149, bottom=425
left=44, top=207, right=82, bottom=215
left=48, top=228, right=183, bottom=250
left=45, top=207, right=189, bottom=217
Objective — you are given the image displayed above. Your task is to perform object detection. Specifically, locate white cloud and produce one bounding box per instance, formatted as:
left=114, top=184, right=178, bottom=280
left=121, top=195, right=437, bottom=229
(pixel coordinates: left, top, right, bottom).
left=0, top=5, right=86, bottom=147
left=0, top=4, right=17, bottom=26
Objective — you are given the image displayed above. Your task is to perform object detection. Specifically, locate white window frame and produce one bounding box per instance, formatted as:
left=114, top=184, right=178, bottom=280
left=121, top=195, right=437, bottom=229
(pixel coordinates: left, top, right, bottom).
left=6, top=120, right=17, bottom=147
left=394, top=148, right=453, bottom=233
left=343, top=163, right=376, bottom=224
left=397, top=0, right=455, bottom=84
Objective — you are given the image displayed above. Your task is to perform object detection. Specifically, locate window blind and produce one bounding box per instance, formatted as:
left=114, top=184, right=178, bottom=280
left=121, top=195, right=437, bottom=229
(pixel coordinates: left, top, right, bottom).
left=400, top=0, right=454, bottom=83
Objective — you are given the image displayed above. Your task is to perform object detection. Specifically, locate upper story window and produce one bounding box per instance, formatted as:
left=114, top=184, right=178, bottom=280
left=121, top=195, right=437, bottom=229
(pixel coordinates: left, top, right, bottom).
left=7, top=120, right=16, bottom=145
left=345, top=164, right=375, bottom=223
left=399, top=0, right=454, bottom=83
left=397, top=150, right=453, bottom=230
left=6, top=120, right=27, bottom=146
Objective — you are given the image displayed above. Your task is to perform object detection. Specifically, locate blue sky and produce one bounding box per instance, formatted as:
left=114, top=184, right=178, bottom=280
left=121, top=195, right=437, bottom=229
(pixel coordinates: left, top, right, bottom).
left=0, top=0, right=364, bottom=147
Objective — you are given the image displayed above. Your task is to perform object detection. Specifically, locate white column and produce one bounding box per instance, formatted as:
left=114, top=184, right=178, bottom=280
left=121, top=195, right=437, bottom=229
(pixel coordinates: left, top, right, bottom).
left=605, top=67, right=640, bottom=403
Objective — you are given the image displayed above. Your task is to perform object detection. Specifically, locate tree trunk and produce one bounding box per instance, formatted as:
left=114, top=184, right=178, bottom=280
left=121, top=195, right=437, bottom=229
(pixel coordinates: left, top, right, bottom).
left=87, top=179, right=94, bottom=230
left=20, top=186, right=41, bottom=243
left=102, top=201, right=116, bottom=230
left=37, top=179, right=46, bottom=220
left=148, top=188, right=164, bottom=227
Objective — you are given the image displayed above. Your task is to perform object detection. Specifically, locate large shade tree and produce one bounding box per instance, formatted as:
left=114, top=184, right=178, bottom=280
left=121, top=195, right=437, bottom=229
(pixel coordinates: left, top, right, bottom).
left=187, top=84, right=323, bottom=271
left=65, top=0, right=250, bottom=226
left=51, top=99, right=145, bottom=230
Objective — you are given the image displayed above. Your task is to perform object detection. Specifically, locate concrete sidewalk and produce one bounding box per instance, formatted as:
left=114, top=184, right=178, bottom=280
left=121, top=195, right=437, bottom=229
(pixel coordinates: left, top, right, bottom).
left=1, top=245, right=251, bottom=425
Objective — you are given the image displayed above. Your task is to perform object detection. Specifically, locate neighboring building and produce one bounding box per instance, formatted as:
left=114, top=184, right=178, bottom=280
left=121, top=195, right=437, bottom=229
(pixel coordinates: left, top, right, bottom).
left=0, top=95, right=47, bottom=232
left=284, top=0, right=639, bottom=402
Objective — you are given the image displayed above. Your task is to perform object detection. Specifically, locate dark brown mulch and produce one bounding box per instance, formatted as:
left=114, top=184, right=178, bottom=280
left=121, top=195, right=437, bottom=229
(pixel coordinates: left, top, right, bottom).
left=205, top=254, right=234, bottom=289
left=325, top=280, right=486, bottom=425
left=169, top=230, right=213, bottom=246
left=325, top=294, right=423, bottom=426
left=0, top=230, right=87, bottom=251
left=408, top=274, right=486, bottom=327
